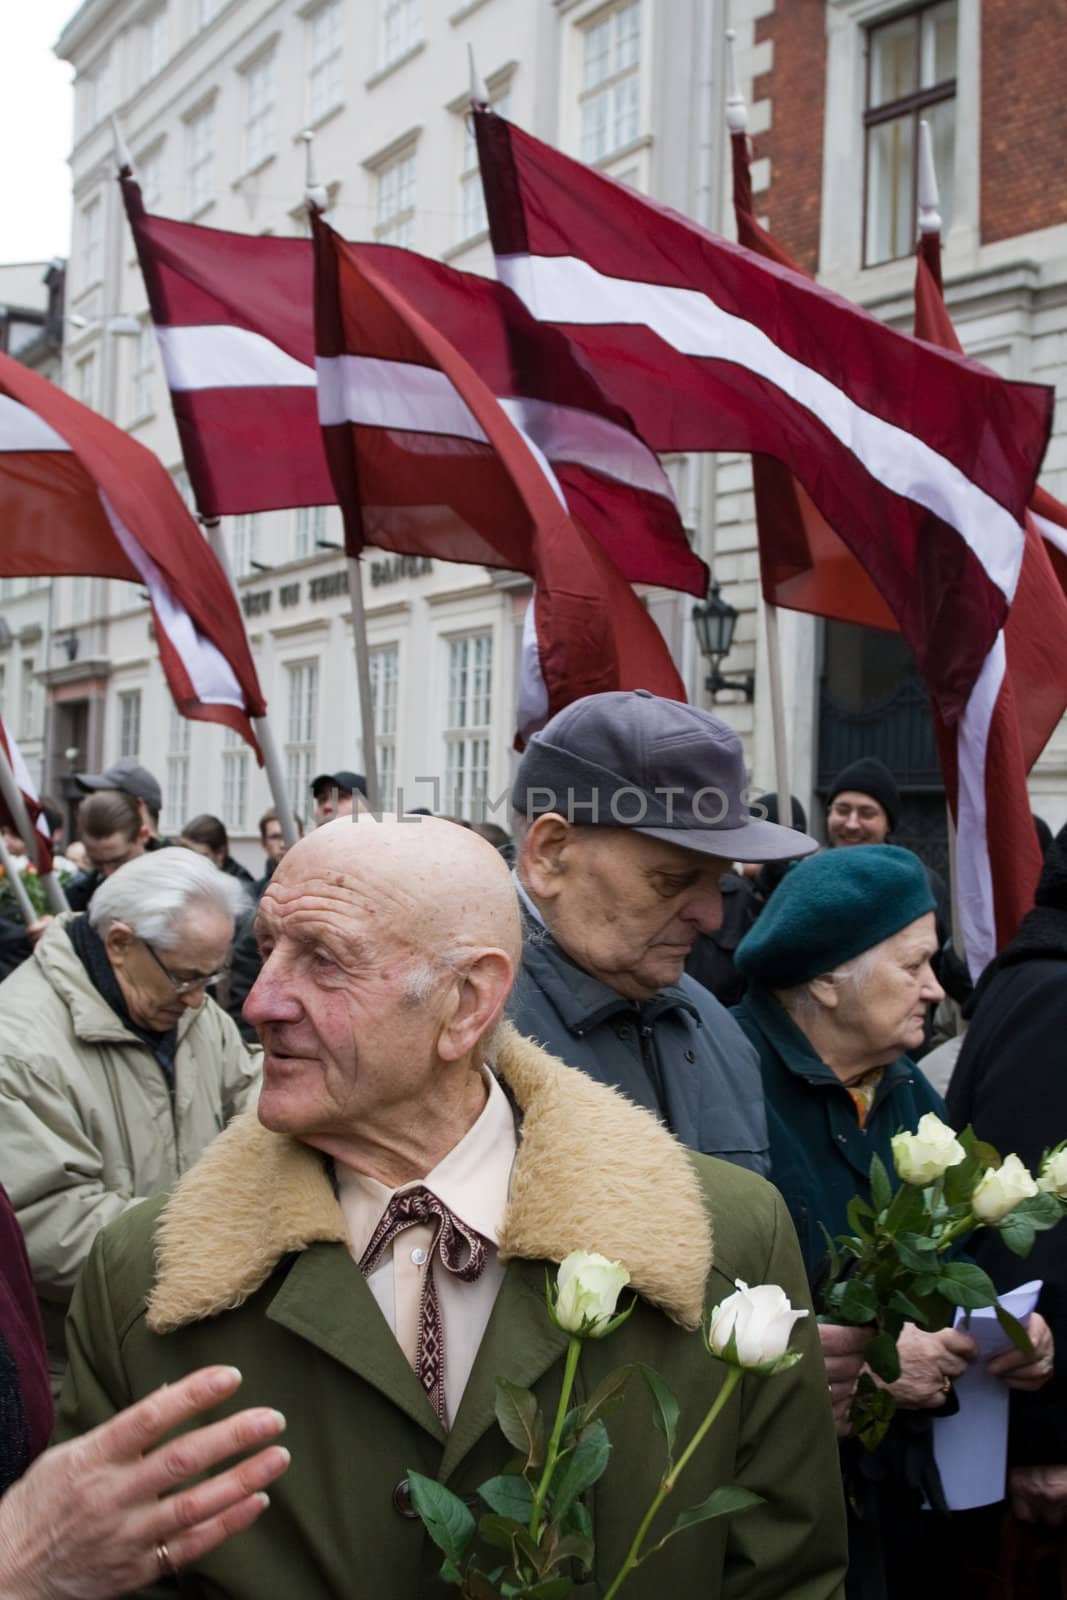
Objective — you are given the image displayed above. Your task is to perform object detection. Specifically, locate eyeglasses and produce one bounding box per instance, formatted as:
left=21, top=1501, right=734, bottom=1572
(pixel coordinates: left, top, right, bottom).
left=139, top=937, right=229, bottom=995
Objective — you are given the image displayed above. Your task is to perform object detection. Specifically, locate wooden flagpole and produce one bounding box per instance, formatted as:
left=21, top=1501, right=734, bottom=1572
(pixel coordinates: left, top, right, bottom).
left=0, top=744, right=69, bottom=912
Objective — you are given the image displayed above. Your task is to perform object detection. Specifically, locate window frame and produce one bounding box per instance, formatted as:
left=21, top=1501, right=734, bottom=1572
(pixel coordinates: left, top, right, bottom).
left=374, top=146, right=417, bottom=246
left=443, top=631, right=493, bottom=820
left=861, top=1, right=957, bottom=267
left=382, top=0, right=423, bottom=69
left=185, top=98, right=217, bottom=216
left=241, top=47, right=277, bottom=174
left=306, top=0, right=344, bottom=124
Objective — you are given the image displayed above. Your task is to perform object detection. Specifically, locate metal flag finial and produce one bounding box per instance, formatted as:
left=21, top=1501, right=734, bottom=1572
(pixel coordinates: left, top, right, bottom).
left=917, top=120, right=942, bottom=235
left=724, top=28, right=748, bottom=135
left=300, top=129, right=329, bottom=213
left=468, top=43, right=490, bottom=109
left=110, top=114, right=134, bottom=176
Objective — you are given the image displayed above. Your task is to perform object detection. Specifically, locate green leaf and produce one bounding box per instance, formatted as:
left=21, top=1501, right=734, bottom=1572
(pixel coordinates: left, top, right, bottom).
left=936, top=1262, right=999, bottom=1311
left=997, top=1214, right=1037, bottom=1258
left=637, top=1363, right=680, bottom=1462
left=562, top=1498, right=592, bottom=1542
left=550, top=1419, right=611, bottom=1524
left=553, top=1533, right=594, bottom=1569
left=1004, top=1193, right=1063, bottom=1232
left=580, top=1363, right=634, bottom=1427
left=883, top=1178, right=928, bottom=1236
left=831, top=1277, right=879, bottom=1325
left=670, top=1484, right=764, bottom=1537
left=478, top=1513, right=525, bottom=1553
left=406, top=1472, right=475, bottom=1572
left=892, top=1232, right=938, bottom=1273
left=463, top=1573, right=507, bottom=1600
left=994, top=1304, right=1036, bottom=1360
left=495, top=1380, right=544, bottom=1471
left=517, top=1581, right=574, bottom=1600
left=479, top=1474, right=535, bottom=1521
left=887, top=1290, right=927, bottom=1323
left=849, top=1373, right=897, bottom=1453
left=863, top=1330, right=901, bottom=1384
left=869, top=1153, right=893, bottom=1215
left=846, top=1195, right=875, bottom=1241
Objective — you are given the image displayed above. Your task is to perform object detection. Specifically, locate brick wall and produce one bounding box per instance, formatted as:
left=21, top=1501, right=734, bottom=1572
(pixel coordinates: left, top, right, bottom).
left=981, top=0, right=1067, bottom=243
left=750, top=1, right=826, bottom=272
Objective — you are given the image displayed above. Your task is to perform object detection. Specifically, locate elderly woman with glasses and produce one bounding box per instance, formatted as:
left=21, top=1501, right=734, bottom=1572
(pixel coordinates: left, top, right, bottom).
left=730, top=844, right=1053, bottom=1600
left=0, top=848, right=260, bottom=1384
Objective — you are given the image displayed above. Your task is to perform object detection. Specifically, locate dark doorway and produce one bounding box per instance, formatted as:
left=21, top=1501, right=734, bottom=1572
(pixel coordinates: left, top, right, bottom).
left=816, top=620, right=948, bottom=880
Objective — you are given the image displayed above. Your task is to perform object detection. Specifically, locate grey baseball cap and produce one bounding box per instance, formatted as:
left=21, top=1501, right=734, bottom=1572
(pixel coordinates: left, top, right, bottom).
left=76, top=756, right=162, bottom=815
left=512, top=690, right=819, bottom=863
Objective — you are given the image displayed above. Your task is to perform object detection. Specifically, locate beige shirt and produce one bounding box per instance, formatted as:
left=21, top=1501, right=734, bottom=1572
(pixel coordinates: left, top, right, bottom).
left=336, top=1068, right=517, bottom=1426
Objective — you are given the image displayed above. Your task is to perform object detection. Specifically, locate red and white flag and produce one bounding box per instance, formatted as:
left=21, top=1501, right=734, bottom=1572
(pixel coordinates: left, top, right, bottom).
left=119, top=169, right=706, bottom=598
left=0, top=353, right=267, bottom=754
left=914, top=229, right=1067, bottom=967
left=312, top=213, right=685, bottom=738
left=473, top=109, right=1053, bottom=732
left=0, top=717, right=52, bottom=875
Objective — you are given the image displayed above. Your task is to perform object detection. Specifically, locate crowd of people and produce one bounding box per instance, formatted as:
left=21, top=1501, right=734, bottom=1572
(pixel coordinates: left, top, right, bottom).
left=0, top=690, right=1062, bottom=1599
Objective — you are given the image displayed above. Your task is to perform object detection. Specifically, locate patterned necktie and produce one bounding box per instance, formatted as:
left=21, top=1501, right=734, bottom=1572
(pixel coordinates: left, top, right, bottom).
left=358, top=1185, right=488, bottom=1419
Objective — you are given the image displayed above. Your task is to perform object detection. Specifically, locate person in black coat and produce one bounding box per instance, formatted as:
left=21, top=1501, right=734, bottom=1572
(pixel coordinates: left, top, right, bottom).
left=947, top=823, right=1067, bottom=1551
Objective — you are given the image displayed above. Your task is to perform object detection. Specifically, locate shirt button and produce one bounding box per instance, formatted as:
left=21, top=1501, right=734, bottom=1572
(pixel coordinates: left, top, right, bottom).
left=684, top=1049, right=696, bottom=1062
left=616, top=1023, right=633, bottom=1040
left=411, top=1247, right=427, bottom=1265
left=392, top=1478, right=419, bottom=1518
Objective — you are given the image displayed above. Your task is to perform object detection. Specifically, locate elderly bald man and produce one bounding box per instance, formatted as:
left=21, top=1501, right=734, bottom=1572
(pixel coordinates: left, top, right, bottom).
left=57, top=816, right=846, bottom=1600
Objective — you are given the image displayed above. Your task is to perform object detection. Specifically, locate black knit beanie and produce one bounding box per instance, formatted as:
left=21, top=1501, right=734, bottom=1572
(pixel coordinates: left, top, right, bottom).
left=827, top=757, right=900, bottom=832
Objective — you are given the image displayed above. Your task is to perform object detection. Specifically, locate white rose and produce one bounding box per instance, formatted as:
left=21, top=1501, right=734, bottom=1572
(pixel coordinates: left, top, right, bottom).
left=972, top=1154, right=1039, bottom=1224
left=553, top=1251, right=631, bottom=1337
left=1037, top=1147, right=1067, bottom=1201
left=891, top=1113, right=967, bottom=1187
left=707, top=1281, right=808, bottom=1372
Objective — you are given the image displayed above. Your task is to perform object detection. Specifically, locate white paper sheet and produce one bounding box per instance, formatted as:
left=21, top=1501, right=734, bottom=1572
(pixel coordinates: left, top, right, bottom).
left=931, top=1279, right=1043, bottom=1511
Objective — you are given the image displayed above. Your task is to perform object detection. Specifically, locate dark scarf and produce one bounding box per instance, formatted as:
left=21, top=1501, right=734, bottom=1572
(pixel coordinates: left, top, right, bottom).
left=66, top=915, right=180, bottom=1085
left=965, top=824, right=1067, bottom=1016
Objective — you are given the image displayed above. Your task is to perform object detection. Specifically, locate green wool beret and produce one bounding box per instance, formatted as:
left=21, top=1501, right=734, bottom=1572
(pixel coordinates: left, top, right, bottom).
left=734, top=844, right=937, bottom=989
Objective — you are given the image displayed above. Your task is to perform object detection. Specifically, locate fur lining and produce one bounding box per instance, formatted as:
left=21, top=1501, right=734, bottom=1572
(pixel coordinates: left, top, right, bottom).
left=148, top=1022, right=712, bottom=1334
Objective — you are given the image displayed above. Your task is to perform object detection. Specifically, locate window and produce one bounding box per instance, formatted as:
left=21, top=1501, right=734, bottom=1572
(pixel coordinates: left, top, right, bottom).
left=221, top=727, right=249, bottom=830
left=243, top=50, right=276, bottom=172
left=231, top=514, right=258, bottom=577
left=80, top=197, right=103, bottom=288
left=444, top=633, right=492, bottom=819
left=20, top=659, right=37, bottom=740
left=382, top=0, right=422, bottom=67
left=186, top=101, right=216, bottom=214
left=368, top=646, right=399, bottom=807
left=166, top=706, right=191, bottom=825
left=119, top=689, right=142, bottom=759
left=307, top=0, right=344, bottom=123
left=579, top=1, right=641, bottom=164
left=76, top=351, right=98, bottom=409
left=76, top=56, right=111, bottom=137
left=458, top=89, right=511, bottom=243
left=137, top=145, right=164, bottom=211
left=376, top=150, right=416, bottom=246
left=130, top=322, right=156, bottom=422
left=864, top=1, right=957, bottom=267
left=294, top=505, right=326, bottom=559
left=142, top=5, right=169, bottom=83
left=195, top=0, right=224, bottom=26
left=285, top=660, right=319, bottom=803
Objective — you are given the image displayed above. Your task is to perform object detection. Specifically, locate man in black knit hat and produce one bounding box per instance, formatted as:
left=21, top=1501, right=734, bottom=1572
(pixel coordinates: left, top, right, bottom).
left=825, top=757, right=899, bottom=848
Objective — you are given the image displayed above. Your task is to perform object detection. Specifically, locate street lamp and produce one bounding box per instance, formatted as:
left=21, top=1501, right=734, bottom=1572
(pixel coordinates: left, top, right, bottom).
left=691, top=580, right=754, bottom=701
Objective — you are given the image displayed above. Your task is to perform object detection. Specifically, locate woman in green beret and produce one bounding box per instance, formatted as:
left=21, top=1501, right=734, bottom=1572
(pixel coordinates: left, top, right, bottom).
left=730, top=844, right=1051, bottom=1600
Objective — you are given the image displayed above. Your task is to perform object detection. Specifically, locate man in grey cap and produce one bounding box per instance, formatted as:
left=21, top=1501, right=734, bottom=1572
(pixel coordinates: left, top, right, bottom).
left=507, top=689, right=818, bottom=1174
left=76, top=757, right=166, bottom=842
left=310, top=770, right=369, bottom=827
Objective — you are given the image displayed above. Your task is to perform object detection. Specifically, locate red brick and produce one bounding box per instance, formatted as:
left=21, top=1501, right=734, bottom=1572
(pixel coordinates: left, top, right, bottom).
left=981, top=0, right=1067, bottom=241
left=741, top=0, right=825, bottom=272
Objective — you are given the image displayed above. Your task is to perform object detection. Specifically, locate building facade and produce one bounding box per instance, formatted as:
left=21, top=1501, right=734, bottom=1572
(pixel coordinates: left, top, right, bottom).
left=45, top=0, right=1067, bottom=866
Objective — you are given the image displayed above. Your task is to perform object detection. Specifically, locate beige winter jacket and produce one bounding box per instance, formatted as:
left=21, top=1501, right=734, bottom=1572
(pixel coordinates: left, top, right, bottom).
left=0, top=915, right=260, bottom=1367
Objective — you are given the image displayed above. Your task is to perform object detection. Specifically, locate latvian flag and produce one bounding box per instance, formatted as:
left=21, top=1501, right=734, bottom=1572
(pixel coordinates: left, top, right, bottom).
left=312, top=213, right=687, bottom=735
left=474, top=109, right=1055, bottom=973
left=0, top=353, right=267, bottom=754
left=0, top=717, right=53, bottom=875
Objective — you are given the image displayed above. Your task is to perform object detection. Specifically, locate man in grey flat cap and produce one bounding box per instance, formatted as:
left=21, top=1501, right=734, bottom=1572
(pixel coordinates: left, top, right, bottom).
left=507, top=689, right=819, bottom=1175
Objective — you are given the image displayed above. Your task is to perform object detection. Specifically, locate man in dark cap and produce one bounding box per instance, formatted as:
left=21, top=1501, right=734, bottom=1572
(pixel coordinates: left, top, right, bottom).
left=76, top=757, right=166, bottom=842
left=507, top=689, right=819, bottom=1175
left=825, top=757, right=899, bottom=849
left=310, top=770, right=368, bottom=827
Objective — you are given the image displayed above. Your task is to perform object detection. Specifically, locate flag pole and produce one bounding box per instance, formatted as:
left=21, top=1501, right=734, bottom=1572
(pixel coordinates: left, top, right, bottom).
left=0, top=832, right=37, bottom=926
left=302, top=143, right=381, bottom=814
left=198, top=517, right=302, bottom=847
left=724, top=27, right=792, bottom=819
left=0, top=744, right=69, bottom=912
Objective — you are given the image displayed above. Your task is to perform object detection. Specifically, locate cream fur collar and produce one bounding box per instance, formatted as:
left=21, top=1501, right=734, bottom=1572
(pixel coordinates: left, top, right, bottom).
left=148, top=1024, right=713, bottom=1334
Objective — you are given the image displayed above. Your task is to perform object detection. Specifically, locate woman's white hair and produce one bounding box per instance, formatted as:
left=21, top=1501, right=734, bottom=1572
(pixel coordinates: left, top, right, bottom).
left=777, top=945, right=881, bottom=1017
left=89, top=847, right=247, bottom=949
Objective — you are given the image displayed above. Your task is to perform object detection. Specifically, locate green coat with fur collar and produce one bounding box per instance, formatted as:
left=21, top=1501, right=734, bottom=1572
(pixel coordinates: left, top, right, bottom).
left=57, top=1026, right=846, bottom=1599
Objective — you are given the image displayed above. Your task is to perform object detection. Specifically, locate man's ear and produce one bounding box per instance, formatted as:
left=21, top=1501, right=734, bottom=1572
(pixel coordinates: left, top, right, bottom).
left=518, top=814, right=573, bottom=903
left=807, top=974, right=840, bottom=1011
left=104, top=921, right=136, bottom=970
left=137, top=824, right=151, bottom=845
left=437, top=949, right=515, bottom=1063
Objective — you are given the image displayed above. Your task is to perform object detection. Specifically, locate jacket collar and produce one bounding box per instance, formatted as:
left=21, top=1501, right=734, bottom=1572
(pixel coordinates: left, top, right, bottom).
left=34, top=915, right=200, bottom=1047
left=147, top=1022, right=713, bottom=1335
left=518, top=908, right=700, bottom=1035
left=738, top=987, right=915, bottom=1095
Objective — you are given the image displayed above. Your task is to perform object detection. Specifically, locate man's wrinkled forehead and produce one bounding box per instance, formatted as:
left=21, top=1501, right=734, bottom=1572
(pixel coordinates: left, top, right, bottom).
left=256, top=861, right=419, bottom=939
